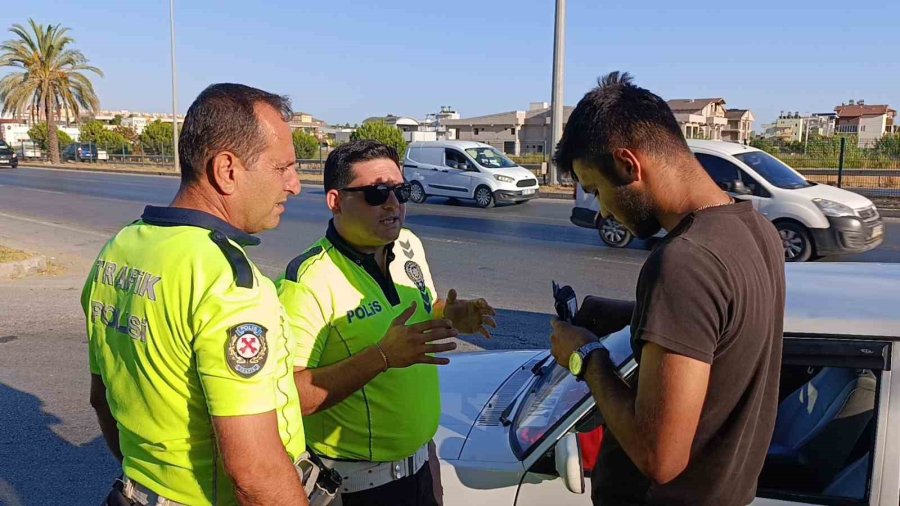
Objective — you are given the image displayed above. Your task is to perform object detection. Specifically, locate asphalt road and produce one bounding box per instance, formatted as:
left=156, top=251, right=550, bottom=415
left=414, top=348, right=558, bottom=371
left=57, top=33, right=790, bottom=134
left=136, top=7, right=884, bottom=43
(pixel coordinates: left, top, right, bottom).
left=2, top=167, right=900, bottom=347
left=1, top=166, right=899, bottom=504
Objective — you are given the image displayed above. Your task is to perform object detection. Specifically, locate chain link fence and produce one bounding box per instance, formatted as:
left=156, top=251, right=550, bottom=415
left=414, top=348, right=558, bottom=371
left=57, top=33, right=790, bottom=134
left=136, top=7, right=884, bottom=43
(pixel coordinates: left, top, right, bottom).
left=752, top=136, right=900, bottom=201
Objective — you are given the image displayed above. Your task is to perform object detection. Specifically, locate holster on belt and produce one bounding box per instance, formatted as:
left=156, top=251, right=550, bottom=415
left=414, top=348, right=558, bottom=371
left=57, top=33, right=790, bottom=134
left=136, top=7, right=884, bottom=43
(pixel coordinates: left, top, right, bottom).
left=296, top=450, right=343, bottom=506
left=103, top=478, right=135, bottom=506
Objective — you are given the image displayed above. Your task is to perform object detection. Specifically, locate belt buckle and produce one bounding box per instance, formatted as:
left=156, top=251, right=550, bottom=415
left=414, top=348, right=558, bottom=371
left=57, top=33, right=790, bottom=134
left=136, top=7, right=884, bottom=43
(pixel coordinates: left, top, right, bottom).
left=391, top=461, right=405, bottom=480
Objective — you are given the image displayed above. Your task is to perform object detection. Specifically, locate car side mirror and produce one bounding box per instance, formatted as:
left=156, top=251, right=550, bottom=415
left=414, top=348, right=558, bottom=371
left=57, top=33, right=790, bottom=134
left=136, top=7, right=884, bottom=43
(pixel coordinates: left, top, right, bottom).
left=728, top=180, right=752, bottom=196
left=554, top=433, right=585, bottom=494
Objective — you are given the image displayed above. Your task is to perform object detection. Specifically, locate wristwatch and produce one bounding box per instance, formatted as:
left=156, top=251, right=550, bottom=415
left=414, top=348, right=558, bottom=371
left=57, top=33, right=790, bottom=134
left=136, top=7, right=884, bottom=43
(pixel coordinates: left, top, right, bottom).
left=568, top=341, right=606, bottom=381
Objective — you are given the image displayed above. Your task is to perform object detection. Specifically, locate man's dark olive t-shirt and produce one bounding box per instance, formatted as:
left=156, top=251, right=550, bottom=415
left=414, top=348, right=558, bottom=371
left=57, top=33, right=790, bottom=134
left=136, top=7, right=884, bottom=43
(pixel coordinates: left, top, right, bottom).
left=593, top=201, right=785, bottom=506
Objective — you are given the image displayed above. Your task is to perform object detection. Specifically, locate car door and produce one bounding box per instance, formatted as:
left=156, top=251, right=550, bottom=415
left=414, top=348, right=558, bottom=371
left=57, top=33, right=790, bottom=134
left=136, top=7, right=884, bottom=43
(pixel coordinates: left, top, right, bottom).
left=442, top=148, right=479, bottom=198
left=406, top=146, right=450, bottom=197
left=515, top=334, right=895, bottom=506
left=751, top=334, right=893, bottom=505
left=695, top=152, right=771, bottom=214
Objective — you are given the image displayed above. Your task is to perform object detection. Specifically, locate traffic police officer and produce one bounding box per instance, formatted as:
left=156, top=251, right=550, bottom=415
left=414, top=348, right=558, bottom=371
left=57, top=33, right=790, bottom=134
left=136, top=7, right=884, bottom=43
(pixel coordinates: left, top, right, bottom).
left=84, top=83, right=309, bottom=506
left=277, top=140, right=496, bottom=506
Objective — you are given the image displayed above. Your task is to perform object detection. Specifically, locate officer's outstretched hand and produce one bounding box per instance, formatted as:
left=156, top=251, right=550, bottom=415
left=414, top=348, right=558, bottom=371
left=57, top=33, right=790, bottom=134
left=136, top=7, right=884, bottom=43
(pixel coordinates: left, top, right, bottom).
left=379, top=302, right=459, bottom=368
left=443, top=289, right=497, bottom=338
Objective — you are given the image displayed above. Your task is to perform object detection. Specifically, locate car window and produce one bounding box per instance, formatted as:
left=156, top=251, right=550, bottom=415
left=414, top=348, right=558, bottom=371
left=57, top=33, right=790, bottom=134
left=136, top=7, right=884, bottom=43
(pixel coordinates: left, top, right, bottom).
left=755, top=336, right=885, bottom=504
left=419, top=147, right=444, bottom=167
left=464, top=147, right=518, bottom=169
left=734, top=151, right=812, bottom=190
left=444, top=149, right=469, bottom=170
left=739, top=170, right=771, bottom=198
left=695, top=153, right=740, bottom=190
left=407, top=147, right=424, bottom=163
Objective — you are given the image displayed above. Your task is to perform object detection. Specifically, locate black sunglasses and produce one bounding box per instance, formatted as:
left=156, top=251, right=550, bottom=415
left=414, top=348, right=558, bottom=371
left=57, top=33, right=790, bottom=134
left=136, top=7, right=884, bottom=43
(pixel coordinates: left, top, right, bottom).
left=340, top=182, right=411, bottom=206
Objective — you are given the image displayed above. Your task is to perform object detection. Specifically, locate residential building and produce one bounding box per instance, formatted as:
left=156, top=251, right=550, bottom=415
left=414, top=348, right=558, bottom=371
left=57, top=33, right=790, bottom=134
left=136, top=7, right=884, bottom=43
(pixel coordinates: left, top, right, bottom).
left=763, top=112, right=806, bottom=143
left=666, top=98, right=728, bottom=140
left=122, top=116, right=149, bottom=134
left=289, top=112, right=327, bottom=138
left=442, top=102, right=574, bottom=156
left=834, top=101, right=896, bottom=147
left=723, top=109, right=755, bottom=144
left=807, top=113, right=837, bottom=138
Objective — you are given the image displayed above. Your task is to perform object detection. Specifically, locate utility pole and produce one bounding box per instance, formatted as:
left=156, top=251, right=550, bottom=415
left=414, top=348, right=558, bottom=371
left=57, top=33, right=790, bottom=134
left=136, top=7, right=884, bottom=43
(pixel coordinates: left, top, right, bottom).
left=169, top=0, right=179, bottom=170
left=548, top=0, right=566, bottom=185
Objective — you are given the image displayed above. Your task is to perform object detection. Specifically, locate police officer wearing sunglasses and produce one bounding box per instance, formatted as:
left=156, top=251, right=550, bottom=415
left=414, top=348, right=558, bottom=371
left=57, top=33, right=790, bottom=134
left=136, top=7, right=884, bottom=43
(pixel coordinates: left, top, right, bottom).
left=276, top=140, right=496, bottom=506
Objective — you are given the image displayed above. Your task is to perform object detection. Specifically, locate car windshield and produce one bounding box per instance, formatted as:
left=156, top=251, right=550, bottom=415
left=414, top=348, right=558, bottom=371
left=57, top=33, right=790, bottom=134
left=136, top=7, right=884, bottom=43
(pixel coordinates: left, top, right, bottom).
left=465, top=147, right=518, bottom=169
left=512, top=360, right=590, bottom=457
left=734, top=151, right=812, bottom=189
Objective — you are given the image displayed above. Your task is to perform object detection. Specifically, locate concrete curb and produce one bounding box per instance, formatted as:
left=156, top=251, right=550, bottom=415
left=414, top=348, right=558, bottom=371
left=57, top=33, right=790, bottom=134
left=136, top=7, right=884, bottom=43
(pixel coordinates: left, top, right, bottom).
left=0, top=255, right=48, bottom=279
left=22, top=163, right=179, bottom=178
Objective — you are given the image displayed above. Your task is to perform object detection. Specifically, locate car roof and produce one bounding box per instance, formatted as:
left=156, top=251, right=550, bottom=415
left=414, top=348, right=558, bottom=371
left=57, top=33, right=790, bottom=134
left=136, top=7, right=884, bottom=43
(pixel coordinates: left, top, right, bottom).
left=784, top=263, right=900, bottom=339
left=687, top=139, right=761, bottom=156
left=407, top=140, right=495, bottom=150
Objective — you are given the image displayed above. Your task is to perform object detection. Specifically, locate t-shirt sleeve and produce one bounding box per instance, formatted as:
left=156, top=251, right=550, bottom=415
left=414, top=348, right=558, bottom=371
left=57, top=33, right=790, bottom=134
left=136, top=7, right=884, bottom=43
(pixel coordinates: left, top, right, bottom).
left=277, top=278, right=331, bottom=369
left=192, top=284, right=281, bottom=417
left=631, top=238, right=731, bottom=364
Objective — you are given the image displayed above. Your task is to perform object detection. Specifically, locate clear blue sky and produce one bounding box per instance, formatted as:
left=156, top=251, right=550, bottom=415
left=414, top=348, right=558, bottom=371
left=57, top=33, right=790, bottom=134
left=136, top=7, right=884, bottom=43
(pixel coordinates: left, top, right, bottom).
left=3, top=0, right=897, bottom=128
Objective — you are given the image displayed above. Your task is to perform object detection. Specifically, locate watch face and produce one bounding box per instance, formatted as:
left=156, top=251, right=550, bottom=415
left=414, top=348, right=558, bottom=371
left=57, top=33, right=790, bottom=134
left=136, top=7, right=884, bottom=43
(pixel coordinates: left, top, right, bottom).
left=569, top=351, right=583, bottom=376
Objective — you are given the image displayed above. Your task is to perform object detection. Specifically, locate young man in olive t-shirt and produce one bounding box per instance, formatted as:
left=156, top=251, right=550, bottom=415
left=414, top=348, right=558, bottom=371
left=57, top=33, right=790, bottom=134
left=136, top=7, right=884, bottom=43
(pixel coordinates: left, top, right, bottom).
left=550, top=72, right=785, bottom=505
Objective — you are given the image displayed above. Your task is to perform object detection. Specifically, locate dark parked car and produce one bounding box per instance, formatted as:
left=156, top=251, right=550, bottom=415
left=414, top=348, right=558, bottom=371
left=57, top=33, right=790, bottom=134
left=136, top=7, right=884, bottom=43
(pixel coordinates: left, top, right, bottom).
left=0, top=140, right=18, bottom=168
left=61, top=143, right=99, bottom=162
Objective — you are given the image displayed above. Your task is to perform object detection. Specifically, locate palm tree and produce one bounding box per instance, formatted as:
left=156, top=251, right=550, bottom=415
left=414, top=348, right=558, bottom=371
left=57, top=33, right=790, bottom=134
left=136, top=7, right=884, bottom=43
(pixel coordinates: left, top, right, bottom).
left=0, top=19, right=103, bottom=163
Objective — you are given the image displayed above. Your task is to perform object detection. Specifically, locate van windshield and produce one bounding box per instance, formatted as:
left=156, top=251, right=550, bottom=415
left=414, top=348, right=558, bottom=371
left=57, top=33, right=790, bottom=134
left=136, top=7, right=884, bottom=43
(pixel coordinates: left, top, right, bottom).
left=734, top=151, right=812, bottom=189
left=465, top=147, right=518, bottom=169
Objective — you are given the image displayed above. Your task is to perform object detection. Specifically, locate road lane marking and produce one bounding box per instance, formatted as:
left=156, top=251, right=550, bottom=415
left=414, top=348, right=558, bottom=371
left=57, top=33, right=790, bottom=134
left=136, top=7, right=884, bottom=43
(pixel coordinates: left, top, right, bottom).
left=16, top=187, right=65, bottom=195
left=0, top=212, right=110, bottom=238
left=424, top=238, right=475, bottom=245
left=591, top=256, right=645, bottom=266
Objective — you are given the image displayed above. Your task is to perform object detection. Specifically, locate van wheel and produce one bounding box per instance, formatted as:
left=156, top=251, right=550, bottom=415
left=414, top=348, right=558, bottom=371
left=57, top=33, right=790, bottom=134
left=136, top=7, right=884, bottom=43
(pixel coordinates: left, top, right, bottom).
left=474, top=186, right=495, bottom=208
left=777, top=222, right=813, bottom=262
left=409, top=181, right=427, bottom=203
left=598, top=217, right=633, bottom=248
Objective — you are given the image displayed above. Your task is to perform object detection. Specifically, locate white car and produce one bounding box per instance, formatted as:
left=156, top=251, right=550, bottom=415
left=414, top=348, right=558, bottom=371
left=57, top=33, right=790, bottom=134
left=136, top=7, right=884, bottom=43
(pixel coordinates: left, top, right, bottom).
left=571, top=140, right=885, bottom=262
left=437, top=262, right=900, bottom=505
left=404, top=141, right=540, bottom=208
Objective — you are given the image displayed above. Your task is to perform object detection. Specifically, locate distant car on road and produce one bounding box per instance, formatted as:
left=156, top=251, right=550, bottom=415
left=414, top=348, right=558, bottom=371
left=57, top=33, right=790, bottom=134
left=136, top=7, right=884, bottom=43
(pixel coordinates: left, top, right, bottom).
left=571, top=140, right=884, bottom=262
left=437, top=262, right=900, bottom=505
left=61, top=143, right=99, bottom=162
left=0, top=140, right=19, bottom=168
left=403, top=141, right=540, bottom=208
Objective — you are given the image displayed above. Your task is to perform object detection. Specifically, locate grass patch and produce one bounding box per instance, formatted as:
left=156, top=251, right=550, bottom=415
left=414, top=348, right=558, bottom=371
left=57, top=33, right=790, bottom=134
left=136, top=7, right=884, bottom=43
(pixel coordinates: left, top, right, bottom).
left=0, top=245, right=32, bottom=263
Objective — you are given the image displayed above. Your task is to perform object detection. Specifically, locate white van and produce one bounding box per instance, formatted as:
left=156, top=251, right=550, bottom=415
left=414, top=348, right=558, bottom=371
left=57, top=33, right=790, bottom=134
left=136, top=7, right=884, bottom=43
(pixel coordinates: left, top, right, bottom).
left=403, top=141, right=541, bottom=208
left=571, top=140, right=885, bottom=262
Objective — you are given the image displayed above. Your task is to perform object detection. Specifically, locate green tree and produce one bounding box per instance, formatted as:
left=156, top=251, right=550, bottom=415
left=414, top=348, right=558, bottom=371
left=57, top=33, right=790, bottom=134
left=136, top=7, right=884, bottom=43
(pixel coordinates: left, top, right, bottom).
left=111, top=114, right=123, bottom=126
left=77, top=119, right=131, bottom=154
left=350, top=121, right=407, bottom=157
left=78, top=120, right=106, bottom=144
left=292, top=130, right=319, bottom=159
left=0, top=19, right=103, bottom=163
left=139, top=120, right=174, bottom=156
left=28, top=122, right=72, bottom=151
left=875, top=133, right=900, bottom=157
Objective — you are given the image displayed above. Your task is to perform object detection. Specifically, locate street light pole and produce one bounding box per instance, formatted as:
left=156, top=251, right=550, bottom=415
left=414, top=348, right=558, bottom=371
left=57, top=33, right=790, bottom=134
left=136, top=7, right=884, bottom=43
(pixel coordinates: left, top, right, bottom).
left=548, top=0, right=566, bottom=185
left=169, top=0, right=179, bottom=171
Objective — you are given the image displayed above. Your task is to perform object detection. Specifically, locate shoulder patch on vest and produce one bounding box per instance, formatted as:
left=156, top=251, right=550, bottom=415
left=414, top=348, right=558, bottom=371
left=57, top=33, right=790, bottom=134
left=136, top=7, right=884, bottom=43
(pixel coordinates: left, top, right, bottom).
left=226, top=322, right=268, bottom=377
left=210, top=231, right=254, bottom=289
left=286, top=246, right=324, bottom=282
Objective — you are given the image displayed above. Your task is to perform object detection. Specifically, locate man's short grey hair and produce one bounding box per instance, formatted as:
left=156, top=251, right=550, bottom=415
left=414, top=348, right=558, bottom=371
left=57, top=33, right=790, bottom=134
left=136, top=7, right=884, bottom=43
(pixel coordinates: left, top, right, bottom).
left=178, top=83, right=292, bottom=183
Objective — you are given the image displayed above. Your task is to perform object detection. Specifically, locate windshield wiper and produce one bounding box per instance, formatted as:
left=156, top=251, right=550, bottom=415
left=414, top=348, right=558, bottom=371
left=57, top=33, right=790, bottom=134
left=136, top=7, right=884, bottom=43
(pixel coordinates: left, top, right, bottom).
left=499, top=355, right=554, bottom=426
